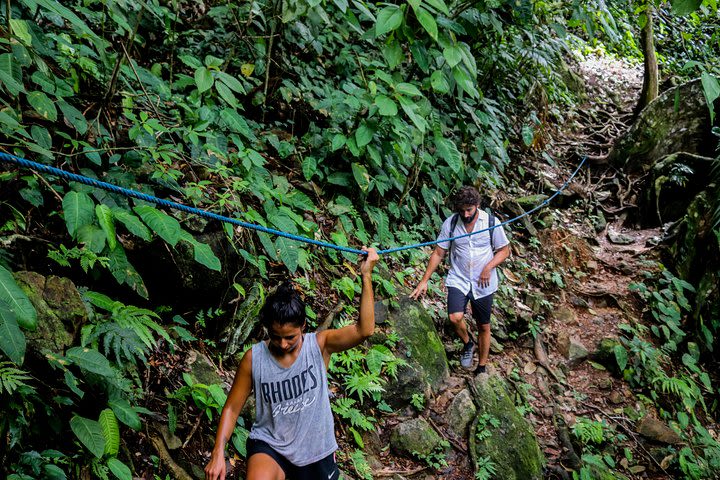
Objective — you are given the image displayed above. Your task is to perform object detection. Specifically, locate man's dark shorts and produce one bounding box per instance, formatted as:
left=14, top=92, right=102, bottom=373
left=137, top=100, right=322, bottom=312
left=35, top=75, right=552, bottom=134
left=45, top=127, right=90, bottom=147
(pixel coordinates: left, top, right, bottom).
left=447, top=287, right=493, bottom=325
left=246, top=438, right=339, bottom=480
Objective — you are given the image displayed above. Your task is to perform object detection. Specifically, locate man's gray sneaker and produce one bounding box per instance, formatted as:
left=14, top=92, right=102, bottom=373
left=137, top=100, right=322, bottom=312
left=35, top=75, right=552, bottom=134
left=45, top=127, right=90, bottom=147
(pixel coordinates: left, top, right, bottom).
left=460, top=341, right=476, bottom=369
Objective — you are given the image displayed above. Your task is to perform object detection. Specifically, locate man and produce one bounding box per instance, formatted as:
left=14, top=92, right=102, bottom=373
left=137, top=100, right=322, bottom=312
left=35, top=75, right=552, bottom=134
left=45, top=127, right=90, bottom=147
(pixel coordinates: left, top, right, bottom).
left=205, top=247, right=379, bottom=480
left=411, top=186, right=510, bottom=374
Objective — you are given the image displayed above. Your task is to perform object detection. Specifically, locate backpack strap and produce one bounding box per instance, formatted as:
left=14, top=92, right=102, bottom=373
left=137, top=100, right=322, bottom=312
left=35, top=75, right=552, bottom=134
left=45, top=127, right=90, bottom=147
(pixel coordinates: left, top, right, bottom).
left=448, top=213, right=460, bottom=265
left=485, top=207, right=495, bottom=252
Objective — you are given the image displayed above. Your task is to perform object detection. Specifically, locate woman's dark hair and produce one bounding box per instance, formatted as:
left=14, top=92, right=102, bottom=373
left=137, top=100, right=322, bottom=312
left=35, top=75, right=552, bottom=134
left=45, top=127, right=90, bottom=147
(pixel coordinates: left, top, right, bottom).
left=260, top=281, right=306, bottom=329
left=451, top=186, right=482, bottom=211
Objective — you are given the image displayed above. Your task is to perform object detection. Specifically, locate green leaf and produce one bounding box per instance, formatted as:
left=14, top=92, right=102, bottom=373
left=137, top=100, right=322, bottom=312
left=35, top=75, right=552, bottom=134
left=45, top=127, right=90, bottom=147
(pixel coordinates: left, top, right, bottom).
left=63, top=191, right=95, bottom=238
left=415, top=7, right=438, bottom=40
left=95, top=204, right=117, bottom=251
left=108, top=399, right=142, bottom=431
left=58, top=101, right=88, bottom=134
left=220, top=109, right=255, bottom=140
left=194, top=67, right=214, bottom=93
left=435, top=137, right=462, bottom=173
left=0, top=266, right=37, bottom=330
left=77, top=225, right=106, bottom=254
left=331, top=133, right=347, bottom=151
left=0, top=54, right=25, bottom=96
left=375, top=95, right=398, bottom=116
left=701, top=72, right=720, bottom=124
left=27, top=90, right=57, bottom=121
left=0, top=306, right=26, bottom=365
left=430, top=70, right=449, bottom=93
left=375, top=6, right=403, bottom=37
left=99, top=409, right=120, bottom=456
left=66, top=347, right=114, bottom=377
left=70, top=416, right=106, bottom=458
left=443, top=46, right=462, bottom=68
left=275, top=237, right=299, bottom=273
left=424, top=0, right=450, bottom=15
left=133, top=205, right=181, bottom=246
left=351, top=163, right=371, bottom=192
left=192, top=241, right=222, bottom=271
left=395, top=82, right=422, bottom=97
left=9, top=19, right=32, bottom=45
left=671, top=0, right=702, bottom=15
left=397, top=95, right=427, bottom=133
left=31, top=0, right=100, bottom=41
left=107, top=458, right=132, bottom=480
left=216, top=71, right=246, bottom=94
left=111, top=208, right=151, bottom=241
left=613, top=344, right=628, bottom=371
left=355, top=123, right=375, bottom=148
left=215, top=81, right=238, bottom=108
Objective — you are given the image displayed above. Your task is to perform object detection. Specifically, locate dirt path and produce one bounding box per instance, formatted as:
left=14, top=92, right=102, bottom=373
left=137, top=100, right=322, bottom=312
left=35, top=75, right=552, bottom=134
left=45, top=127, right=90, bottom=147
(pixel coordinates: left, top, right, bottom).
left=400, top=54, right=665, bottom=479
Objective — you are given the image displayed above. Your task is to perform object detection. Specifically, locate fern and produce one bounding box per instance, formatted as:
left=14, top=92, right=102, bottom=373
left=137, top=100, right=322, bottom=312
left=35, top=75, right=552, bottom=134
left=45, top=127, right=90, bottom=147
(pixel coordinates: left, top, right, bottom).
left=331, top=397, right=376, bottom=431
left=344, top=371, right=384, bottom=404
left=0, top=362, right=34, bottom=395
left=475, top=455, right=498, bottom=480
left=85, top=322, right=149, bottom=367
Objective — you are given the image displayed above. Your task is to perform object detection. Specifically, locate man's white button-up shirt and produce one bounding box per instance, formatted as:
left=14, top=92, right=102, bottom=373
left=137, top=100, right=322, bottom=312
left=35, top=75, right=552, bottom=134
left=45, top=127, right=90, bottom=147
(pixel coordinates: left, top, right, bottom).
left=436, top=209, right=510, bottom=299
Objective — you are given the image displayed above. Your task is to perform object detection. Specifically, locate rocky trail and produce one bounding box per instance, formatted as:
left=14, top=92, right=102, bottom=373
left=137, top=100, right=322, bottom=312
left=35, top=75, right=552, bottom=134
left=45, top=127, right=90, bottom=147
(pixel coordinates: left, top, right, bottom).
left=365, top=55, right=677, bottom=480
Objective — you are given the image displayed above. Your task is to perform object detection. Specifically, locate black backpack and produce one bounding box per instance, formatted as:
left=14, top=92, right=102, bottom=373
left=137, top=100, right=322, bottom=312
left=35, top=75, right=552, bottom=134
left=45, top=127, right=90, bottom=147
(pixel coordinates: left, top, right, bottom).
left=448, top=207, right=496, bottom=265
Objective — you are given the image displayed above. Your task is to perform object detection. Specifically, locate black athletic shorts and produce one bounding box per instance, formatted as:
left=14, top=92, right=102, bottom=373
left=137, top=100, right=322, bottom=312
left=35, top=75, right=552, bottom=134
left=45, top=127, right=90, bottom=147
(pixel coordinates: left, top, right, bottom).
left=447, top=287, right=493, bottom=325
left=246, top=438, right=340, bottom=480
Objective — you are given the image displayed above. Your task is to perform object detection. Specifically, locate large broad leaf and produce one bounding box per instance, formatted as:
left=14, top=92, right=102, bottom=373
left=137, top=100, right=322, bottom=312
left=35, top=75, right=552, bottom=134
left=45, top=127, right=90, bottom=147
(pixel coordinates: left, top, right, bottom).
left=99, top=409, right=120, bottom=456
left=63, top=191, right=95, bottom=238
left=397, top=95, right=428, bottom=133
left=27, top=91, right=57, bottom=121
left=424, top=0, right=450, bottom=15
left=96, top=204, right=117, bottom=250
left=215, top=71, right=246, bottom=94
left=193, top=242, right=221, bottom=271
left=58, top=100, right=88, bottom=135
left=414, top=7, right=438, bottom=40
left=701, top=72, right=720, bottom=124
left=133, top=205, right=181, bottom=246
left=220, top=108, right=255, bottom=140
left=0, top=53, right=25, bottom=96
left=0, top=266, right=36, bottom=330
left=375, top=6, right=403, bottom=37
left=435, top=137, right=462, bottom=173
left=178, top=231, right=221, bottom=271
left=66, top=347, right=114, bottom=377
left=107, top=458, right=132, bottom=480
left=194, top=67, right=214, bottom=93
left=355, top=122, right=375, bottom=148
left=431, top=70, right=450, bottom=94
left=275, top=237, right=299, bottom=273
left=375, top=95, right=398, bottom=116
left=31, top=0, right=100, bottom=40
left=670, top=0, right=702, bottom=15
left=108, top=247, right=149, bottom=299
left=0, top=306, right=26, bottom=365
left=351, top=163, right=371, bottom=192
left=70, top=416, right=106, bottom=458
left=111, top=208, right=151, bottom=241
left=443, top=46, right=463, bottom=68
left=108, top=398, right=142, bottom=431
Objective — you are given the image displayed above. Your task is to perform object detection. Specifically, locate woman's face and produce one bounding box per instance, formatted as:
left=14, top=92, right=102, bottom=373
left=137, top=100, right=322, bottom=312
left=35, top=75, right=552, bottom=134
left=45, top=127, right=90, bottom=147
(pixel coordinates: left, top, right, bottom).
left=268, top=322, right=304, bottom=355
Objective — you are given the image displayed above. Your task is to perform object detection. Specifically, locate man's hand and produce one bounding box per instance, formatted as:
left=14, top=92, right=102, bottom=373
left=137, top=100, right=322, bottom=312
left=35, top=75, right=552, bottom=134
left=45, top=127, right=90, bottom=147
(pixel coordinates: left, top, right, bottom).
left=360, top=246, right=379, bottom=276
left=410, top=280, right=428, bottom=299
left=478, top=266, right=491, bottom=288
left=204, top=449, right=226, bottom=480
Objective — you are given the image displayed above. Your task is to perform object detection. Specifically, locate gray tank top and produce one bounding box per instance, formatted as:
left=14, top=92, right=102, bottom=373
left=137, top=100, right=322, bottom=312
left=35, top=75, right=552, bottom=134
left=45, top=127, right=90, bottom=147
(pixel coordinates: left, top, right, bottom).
left=248, top=332, right=338, bottom=466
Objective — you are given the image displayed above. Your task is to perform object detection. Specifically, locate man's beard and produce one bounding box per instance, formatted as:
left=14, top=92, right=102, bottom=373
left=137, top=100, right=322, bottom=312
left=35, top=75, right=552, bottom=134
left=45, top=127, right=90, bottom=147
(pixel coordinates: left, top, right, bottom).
left=461, top=210, right=477, bottom=224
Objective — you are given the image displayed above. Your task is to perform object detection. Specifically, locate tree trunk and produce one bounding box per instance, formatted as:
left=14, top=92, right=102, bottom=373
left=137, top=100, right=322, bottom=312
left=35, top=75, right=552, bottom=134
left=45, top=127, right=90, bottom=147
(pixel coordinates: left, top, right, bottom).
left=634, top=5, right=658, bottom=117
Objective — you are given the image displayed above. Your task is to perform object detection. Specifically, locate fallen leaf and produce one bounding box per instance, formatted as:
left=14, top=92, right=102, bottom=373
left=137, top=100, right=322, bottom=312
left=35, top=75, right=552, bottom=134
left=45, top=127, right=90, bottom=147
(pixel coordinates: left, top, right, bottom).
left=524, top=361, right=537, bottom=374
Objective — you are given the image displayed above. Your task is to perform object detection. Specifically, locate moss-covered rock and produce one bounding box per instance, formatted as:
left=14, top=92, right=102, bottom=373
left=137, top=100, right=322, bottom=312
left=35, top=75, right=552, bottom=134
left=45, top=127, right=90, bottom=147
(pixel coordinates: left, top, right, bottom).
left=390, top=417, right=446, bottom=458
left=608, top=78, right=717, bottom=173
left=470, top=373, right=544, bottom=480
left=383, top=298, right=449, bottom=407
left=14, top=271, right=85, bottom=353
left=445, top=388, right=477, bottom=438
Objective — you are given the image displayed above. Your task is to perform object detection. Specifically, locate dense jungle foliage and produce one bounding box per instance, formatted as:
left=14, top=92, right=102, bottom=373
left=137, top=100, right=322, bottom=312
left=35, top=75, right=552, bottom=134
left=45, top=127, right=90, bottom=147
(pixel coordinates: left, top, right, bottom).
left=1, top=0, right=720, bottom=479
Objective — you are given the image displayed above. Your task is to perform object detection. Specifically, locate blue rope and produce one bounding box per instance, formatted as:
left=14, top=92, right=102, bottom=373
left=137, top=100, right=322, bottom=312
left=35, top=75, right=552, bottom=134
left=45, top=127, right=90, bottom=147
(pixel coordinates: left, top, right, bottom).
left=0, top=152, right=586, bottom=256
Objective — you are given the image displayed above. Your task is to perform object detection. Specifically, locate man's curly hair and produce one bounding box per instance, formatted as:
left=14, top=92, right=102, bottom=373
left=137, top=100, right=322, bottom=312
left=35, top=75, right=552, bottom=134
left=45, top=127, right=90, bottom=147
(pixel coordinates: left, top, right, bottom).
left=451, top=186, right=482, bottom=211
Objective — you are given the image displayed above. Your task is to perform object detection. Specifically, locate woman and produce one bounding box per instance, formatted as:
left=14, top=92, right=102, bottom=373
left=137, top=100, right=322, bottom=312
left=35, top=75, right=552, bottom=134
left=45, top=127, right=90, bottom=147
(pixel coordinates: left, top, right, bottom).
left=205, top=247, right=379, bottom=480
